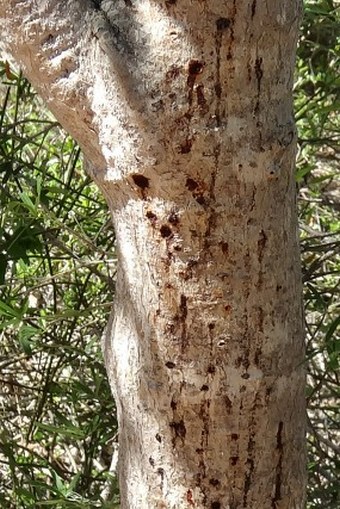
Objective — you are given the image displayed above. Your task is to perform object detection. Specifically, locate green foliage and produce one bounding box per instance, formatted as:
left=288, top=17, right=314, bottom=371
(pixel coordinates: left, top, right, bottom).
left=0, top=68, right=118, bottom=507
left=296, top=1, right=340, bottom=508
left=0, top=0, right=339, bottom=507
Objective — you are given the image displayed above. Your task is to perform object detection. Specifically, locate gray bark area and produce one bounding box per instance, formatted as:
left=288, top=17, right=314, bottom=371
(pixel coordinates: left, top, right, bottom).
left=0, top=1, right=306, bottom=508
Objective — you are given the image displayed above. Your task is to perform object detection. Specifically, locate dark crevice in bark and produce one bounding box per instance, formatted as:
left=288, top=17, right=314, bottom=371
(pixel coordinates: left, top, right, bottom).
left=272, top=421, right=284, bottom=507
left=187, top=60, right=204, bottom=107
left=160, top=224, right=173, bottom=238
left=211, top=502, right=221, bottom=509
left=146, top=210, right=157, bottom=223
left=169, top=419, right=186, bottom=446
left=186, top=177, right=198, bottom=191
left=220, top=241, right=229, bottom=255
left=209, top=478, right=220, bottom=487
left=243, top=435, right=255, bottom=506
left=196, top=85, right=208, bottom=113
left=254, top=57, right=264, bottom=117
left=131, top=173, right=149, bottom=188
left=186, top=489, right=195, bottom=506
left=251, top=0, right=257, bottom=18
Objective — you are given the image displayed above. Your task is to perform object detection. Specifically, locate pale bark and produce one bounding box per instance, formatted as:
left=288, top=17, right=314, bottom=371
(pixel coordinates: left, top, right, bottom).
left=0, top=1, right=306, bottom=508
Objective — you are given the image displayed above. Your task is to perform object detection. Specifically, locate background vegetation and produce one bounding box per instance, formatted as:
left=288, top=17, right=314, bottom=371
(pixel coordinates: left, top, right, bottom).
left=0, top=1, right=339, bottom=507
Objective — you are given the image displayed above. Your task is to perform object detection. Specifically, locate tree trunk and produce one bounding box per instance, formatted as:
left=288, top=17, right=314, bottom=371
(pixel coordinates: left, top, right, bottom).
left=0, top=1, right=306, bottom=507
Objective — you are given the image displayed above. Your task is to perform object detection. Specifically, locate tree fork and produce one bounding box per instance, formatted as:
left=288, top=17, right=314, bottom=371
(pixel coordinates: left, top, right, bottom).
left=0, top=1, right=306, bottom=507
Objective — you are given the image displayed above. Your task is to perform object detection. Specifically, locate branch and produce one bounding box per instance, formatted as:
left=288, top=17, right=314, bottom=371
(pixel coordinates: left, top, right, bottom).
left=0, top=0, right=110, bottom=170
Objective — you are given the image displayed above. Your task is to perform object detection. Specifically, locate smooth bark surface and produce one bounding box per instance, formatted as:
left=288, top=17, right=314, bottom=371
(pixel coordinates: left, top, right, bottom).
left=0, top=1, right=306, bottom=508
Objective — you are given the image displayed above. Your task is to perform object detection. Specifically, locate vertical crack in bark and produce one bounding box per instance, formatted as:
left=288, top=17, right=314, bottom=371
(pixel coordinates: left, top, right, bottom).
left=203, top=142, right=220, bottom=253
left=236, top=248, right=251, bottom=372
left=179, top=294, right=188, bottom=352
left=254, top=57, right=263, bottom=118
left=195, top=447, right=208, bottom=505
left=257, top=229, right=267, bottom=288
left=251, top=0, right=257, bottom=18
left=271, top=421, right=284, bottom=508
left=243, top=433, right=255, bottom=506
left=214, top=18, right=230, bottom=125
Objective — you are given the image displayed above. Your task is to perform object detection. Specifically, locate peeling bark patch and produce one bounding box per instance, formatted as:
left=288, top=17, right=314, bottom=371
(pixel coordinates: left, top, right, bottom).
left=272, top=422, right=284, bottom=507
left=165, top=361, right=176, bottom=369
left=132, top=173, right=149, bottom=189
left=155, top=433, right=162, bottom=443
left=160, top=225, right=172, bottom=238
